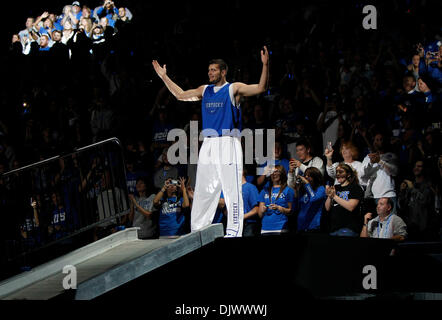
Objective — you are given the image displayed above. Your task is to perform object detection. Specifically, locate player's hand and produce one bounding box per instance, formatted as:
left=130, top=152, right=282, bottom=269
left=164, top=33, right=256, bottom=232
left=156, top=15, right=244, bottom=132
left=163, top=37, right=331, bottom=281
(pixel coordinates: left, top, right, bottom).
left=152, top=60, right=167, bottom=79
left=261, top=46, right=269, bottom=66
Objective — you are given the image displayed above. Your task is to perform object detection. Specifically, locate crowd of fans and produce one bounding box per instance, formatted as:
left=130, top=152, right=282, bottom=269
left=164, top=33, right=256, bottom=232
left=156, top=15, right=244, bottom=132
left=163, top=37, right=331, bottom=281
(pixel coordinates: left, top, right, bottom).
left=0, top=0, right=441, bottom=255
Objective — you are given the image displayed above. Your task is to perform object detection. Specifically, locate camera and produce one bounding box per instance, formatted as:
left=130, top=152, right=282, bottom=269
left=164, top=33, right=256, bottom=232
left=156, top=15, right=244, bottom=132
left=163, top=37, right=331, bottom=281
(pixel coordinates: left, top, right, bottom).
left=295, top=176, right=302, bottom=184
left=170, top=179, right=179, bottom=186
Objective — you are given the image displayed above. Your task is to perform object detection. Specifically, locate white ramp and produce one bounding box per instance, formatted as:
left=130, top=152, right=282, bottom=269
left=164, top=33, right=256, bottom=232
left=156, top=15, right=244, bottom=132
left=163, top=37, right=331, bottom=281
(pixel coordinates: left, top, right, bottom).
left=0, top=224, right=224, bottom=300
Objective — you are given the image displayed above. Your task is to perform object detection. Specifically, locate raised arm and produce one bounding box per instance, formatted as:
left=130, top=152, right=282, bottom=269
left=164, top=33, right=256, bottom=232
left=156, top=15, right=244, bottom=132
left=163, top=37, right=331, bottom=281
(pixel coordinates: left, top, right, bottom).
left=233, top=46, right=269, bottom=98
left=152, top=60, right=204, bottom=101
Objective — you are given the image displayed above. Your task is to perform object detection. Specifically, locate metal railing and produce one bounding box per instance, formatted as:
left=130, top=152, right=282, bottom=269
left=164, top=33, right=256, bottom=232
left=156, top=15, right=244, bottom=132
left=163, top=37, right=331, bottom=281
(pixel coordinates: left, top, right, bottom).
left=0, top=138, right=129, bottom=280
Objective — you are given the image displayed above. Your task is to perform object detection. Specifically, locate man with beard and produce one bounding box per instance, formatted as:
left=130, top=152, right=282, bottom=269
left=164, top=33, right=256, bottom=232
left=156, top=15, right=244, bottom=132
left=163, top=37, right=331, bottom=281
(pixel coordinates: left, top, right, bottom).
left=152, top=46, right=269, bottom=237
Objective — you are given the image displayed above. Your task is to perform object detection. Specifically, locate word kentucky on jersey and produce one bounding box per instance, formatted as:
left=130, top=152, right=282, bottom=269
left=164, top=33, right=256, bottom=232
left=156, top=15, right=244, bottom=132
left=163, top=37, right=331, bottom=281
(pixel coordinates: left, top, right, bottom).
left=205, top=101, right=224, bottom=113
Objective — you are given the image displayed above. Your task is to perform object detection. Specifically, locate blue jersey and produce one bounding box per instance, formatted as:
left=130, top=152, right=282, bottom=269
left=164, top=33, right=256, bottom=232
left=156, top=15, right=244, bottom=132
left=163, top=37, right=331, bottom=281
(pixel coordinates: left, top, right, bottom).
left=295, top=184, right=326, bottom=231
left=259, top=186, right=294, bottom=232
left=242, top=182, right=260, bottom=223
left=201, top=83, right=241, bottom=137
left=159, top=196, right=186, bottom=236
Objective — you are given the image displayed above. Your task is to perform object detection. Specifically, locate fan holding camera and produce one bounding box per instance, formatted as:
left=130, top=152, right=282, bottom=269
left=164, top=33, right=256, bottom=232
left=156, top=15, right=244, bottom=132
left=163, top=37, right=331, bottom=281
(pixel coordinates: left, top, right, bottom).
left=290, top=167, right=327, bottom=233
left=153, top=177, right=190, bottom=238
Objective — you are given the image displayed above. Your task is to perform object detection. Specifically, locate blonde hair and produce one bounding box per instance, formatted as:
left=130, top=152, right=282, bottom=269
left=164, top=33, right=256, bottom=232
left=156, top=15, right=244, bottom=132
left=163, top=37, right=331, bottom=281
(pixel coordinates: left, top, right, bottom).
left=80, top=17, right=93, bottom=34
left=340, top=141, right=359, bottom=160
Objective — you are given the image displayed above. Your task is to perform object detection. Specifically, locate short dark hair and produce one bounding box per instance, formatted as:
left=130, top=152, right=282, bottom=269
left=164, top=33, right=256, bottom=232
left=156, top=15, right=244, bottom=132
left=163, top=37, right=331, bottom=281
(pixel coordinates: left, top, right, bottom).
left=296, top=138, right=311, bottom=151
left=382, top=197, right=394, bottom=212
left=209, top=59, right=228, bottom=73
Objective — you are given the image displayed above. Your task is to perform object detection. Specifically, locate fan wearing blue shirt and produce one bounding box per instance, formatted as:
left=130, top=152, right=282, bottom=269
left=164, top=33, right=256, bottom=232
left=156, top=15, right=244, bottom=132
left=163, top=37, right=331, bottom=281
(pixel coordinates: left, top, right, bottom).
left=153, top=177, right=190, bottom=238
left=241, top=168, right=260, bottom=237
left=291, top=167, right=326, bottom=232
left=258, top=165, right=294, bottom=235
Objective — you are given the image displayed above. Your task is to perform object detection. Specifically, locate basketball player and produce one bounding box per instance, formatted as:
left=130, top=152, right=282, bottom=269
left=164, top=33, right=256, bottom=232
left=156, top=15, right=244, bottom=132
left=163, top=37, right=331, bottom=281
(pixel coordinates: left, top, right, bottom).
left=152, top=46, right=269, bottom=237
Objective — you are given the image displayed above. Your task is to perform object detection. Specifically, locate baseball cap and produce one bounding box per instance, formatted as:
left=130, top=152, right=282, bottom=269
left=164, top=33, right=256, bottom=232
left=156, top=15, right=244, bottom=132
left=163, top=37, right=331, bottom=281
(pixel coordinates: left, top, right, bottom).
left=72, top=1, right=80, bottom=6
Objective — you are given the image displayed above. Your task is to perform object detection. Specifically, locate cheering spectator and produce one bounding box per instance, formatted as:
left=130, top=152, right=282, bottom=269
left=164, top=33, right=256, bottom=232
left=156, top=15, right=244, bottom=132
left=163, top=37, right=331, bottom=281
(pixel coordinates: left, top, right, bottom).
left=153, top=177, right=190, bottom=238
left=361, top=197, right=407, bottom=241
left=18, top=17, right=36, bottom=48
left=360, top=133, right=398, bottom=214
left=257, top=140, right=290, bottom=188
left=96, top=0, right=119, bottom=28
left=292, top=167, right=326, bottom=233
left=50, top=30, right=70, bottom=66
left=62, top=20, right=75, bottom=44
left=258, top=165, right=294, bottom=235
left=71, top=2, right=83, bottom=23
left=153, top=147, right=179, bottom=190
left=128, top=177, right=158, bottom=239
left=325, top=141, right=364, bottom=186
left=407, top=54, right=423, bottom=91
left=241, top=168, right=260, bottom=237
left=317, top=93, right=345, bottom=152
left=287, top=139, right=325, bottom=187
left=325, top=163, right=364, bottom=237
left=398, top=160, right=437, bottom=240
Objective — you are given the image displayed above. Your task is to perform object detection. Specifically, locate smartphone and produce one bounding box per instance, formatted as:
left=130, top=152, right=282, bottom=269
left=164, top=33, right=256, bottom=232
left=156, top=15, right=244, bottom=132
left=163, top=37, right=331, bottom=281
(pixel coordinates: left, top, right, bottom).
left=327, top=141, right=333, bottom=151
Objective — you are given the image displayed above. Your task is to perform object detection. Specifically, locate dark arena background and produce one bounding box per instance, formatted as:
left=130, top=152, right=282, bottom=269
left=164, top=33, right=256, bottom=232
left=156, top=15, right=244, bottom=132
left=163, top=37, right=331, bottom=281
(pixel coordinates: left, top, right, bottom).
left=0, top=0, right=441, bottom=316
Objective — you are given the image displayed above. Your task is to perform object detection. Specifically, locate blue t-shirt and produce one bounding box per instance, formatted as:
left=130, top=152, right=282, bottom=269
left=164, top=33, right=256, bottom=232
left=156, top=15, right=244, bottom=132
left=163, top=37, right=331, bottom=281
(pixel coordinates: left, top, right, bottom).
left=259, top=186, right=294, bottom=232
left=295, top=184, right=326, bottom=231
left=159, top=196, right=186, bottom=236
left=242, top=182, right=260, bottom=223
left=212, top=192, right=225, bottom=224
left=201, top=83, right=241, bottom=137
left=52, top=207, right=68, bottom=239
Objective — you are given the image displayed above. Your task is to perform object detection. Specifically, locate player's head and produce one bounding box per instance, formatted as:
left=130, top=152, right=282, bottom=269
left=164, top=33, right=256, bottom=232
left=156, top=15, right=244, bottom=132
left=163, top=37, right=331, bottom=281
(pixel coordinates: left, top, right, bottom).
left=208, top=59, right=228, bottom=84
